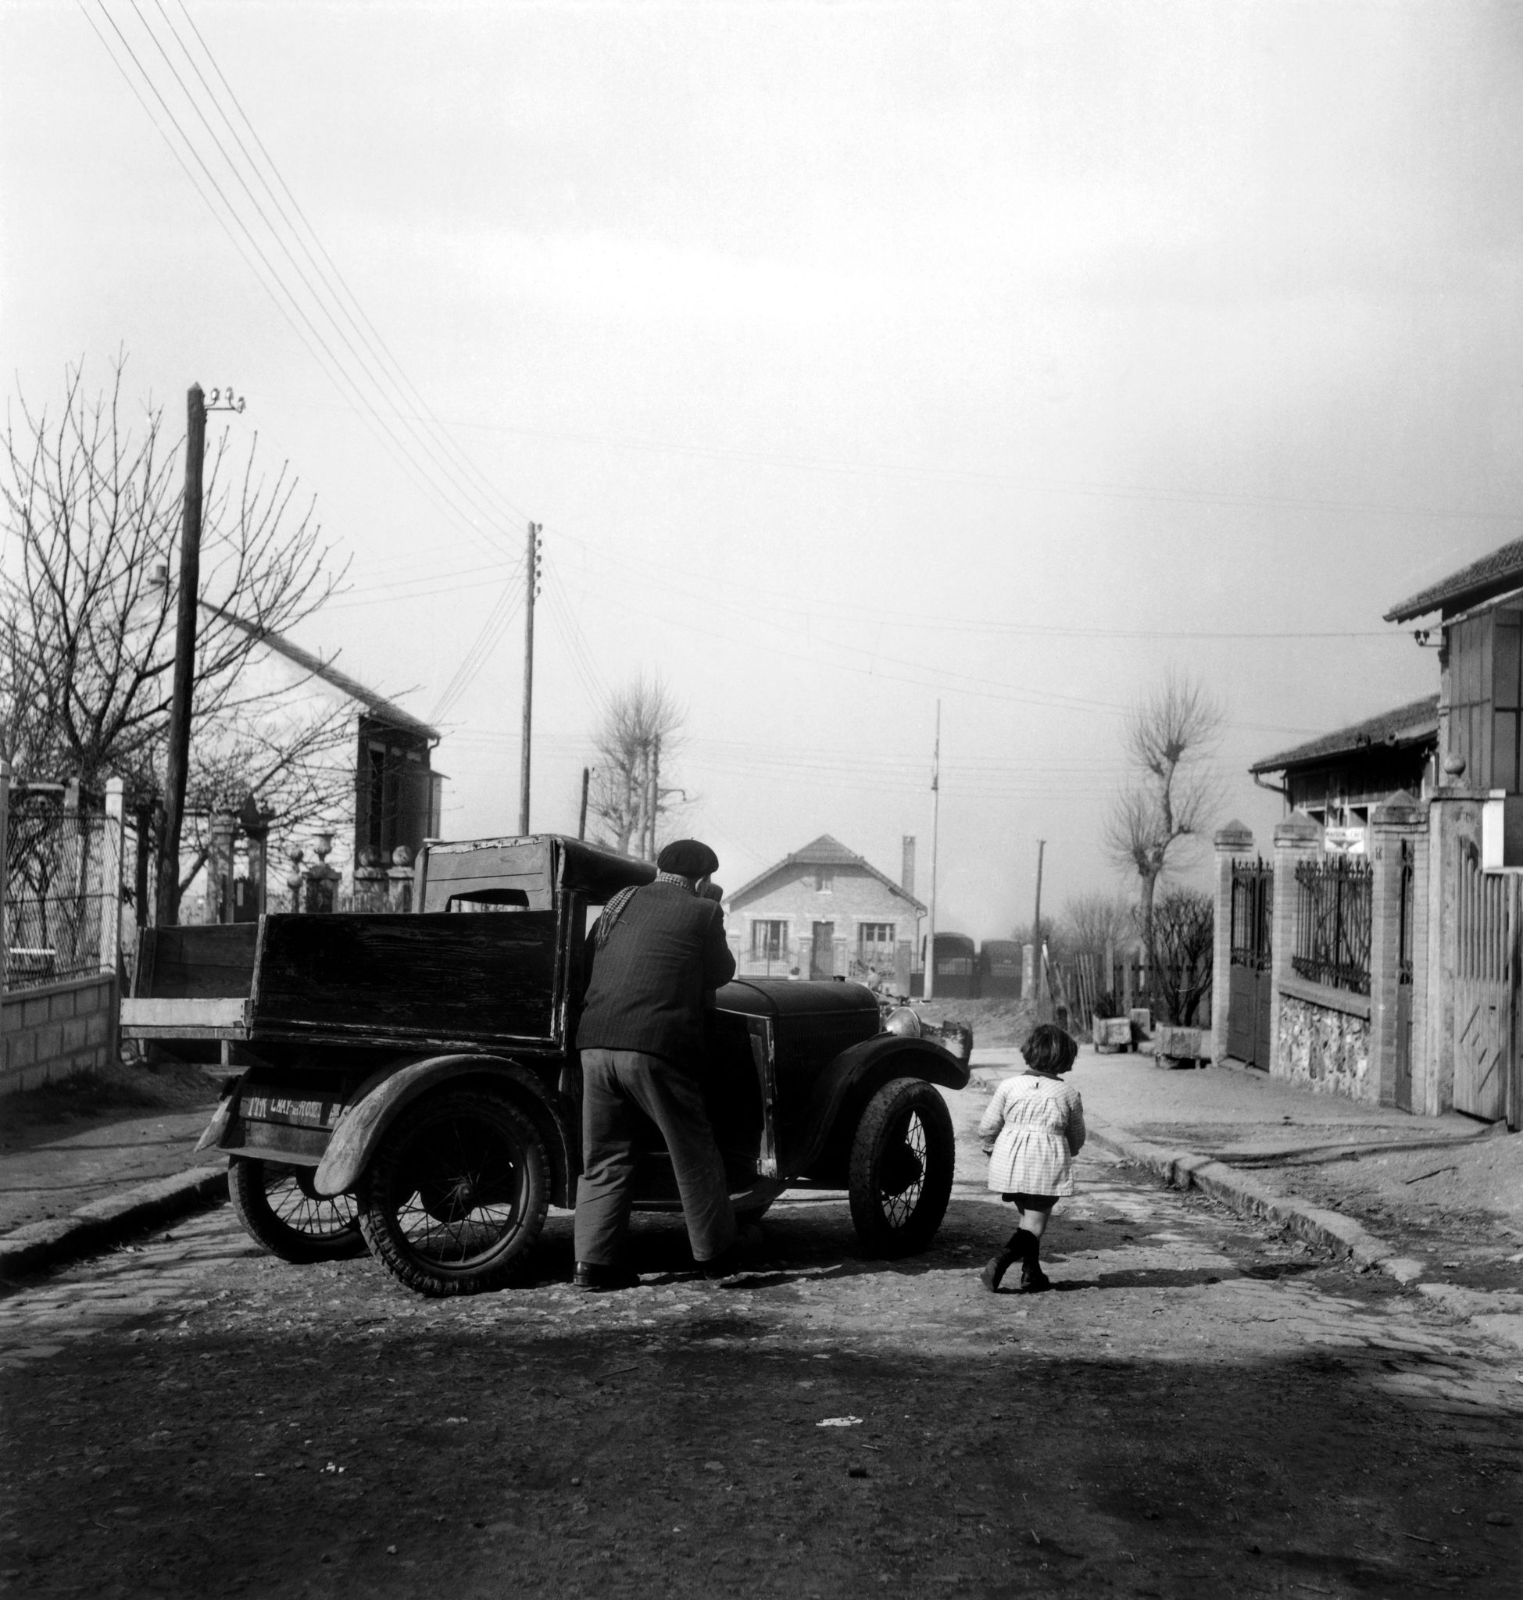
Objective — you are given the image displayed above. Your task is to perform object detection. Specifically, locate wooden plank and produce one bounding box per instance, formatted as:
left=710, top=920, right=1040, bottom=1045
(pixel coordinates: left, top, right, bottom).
left=120, top=996, right=249, bottom=1030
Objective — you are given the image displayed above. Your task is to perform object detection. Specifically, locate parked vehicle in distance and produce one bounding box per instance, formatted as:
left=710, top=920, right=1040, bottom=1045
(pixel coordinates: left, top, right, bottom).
left=120, top=835, right=972, bottom=1297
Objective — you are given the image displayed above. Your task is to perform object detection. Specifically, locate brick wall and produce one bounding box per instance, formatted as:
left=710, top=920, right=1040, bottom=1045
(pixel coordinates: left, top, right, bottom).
left=0, top=973, right=116, bottom=1096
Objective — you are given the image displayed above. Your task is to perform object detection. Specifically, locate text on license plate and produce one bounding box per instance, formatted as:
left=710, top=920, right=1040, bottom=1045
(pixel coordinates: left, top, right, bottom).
left=240, top=1095, right=342, bottom=1128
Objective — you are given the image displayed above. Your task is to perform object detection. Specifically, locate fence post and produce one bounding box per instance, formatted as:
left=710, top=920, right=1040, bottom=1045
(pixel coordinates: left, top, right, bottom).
left=1368, top=791, right=1423, bottom=1107
left=1269, top=811, right=1323, bottom=1079
left=0, top=758, right=9, bottom=1001
left=102, top=778, right=126, bottom=977
left=1212, top=820, right=1254, bottom=1066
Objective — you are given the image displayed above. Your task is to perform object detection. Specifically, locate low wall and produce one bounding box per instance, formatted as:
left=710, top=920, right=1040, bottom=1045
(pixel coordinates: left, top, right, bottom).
left=1276, top=981, right=1372, bottom=1102
left=0, top=973, right=116, bottom=1095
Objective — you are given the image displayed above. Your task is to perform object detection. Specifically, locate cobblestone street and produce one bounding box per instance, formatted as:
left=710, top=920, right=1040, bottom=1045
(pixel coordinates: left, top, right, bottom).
left=2, top=1095, right=1520, bottom=1600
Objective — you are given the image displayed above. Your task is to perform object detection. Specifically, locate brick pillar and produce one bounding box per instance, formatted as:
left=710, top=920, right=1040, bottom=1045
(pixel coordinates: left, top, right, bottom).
left=101, top=778, right=126, bottom=976
left=1269, top=811, right=1323, bottom=1080
left=1368, top=791, right=1424, bottom=1107
left=1211, top=819, right=1254, bottom=1066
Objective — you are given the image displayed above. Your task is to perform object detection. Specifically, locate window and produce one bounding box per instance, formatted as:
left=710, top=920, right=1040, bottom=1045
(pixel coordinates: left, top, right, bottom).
left=815, top=868, right=834, bottom=892
left=858, top=922, right=895, bottom=954
left=751, top=920, right=788, bottom=961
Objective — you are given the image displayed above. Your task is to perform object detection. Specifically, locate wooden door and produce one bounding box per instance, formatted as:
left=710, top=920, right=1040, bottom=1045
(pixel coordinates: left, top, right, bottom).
left=810, top=922, right=836, bottom=979
left=1452, top=852, right=1512, bottom=1123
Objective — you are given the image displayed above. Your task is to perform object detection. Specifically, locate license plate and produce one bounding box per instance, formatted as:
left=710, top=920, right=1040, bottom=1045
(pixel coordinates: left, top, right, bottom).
left=240, top=1094, right=342, bottom=1129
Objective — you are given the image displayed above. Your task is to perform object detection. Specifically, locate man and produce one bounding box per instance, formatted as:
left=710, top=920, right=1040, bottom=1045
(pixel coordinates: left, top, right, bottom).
left=572, top=838, right=741, bottom=1289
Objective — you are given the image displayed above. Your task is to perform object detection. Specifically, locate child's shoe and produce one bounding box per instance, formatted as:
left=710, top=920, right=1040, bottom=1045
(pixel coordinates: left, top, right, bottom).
left=979, top=1252, right=1014, bottom=1292
left=1017, top=1244, right=1051, bottom=1293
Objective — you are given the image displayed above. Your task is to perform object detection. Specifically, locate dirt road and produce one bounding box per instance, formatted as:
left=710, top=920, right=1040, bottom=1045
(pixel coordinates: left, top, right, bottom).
left=2, top=1089, right=1520, bottom=1599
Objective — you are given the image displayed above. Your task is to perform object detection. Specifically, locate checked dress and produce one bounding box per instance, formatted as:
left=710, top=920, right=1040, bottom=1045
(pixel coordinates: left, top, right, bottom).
left=978, top=1072, right=1086, bottom=1198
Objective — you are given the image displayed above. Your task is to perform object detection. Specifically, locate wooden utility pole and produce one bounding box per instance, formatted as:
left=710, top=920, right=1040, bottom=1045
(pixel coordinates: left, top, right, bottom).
left=648, top=733, right=661, bottom=860
left=925, top=702, right=941, bottom=1001
left=155, top=384, right=206, bottom=926
left=1032, top=838, right=1046, bottom=1020
left=518, top=522, right=541, bottom=835
left=578, top=767, right=590, bottom=841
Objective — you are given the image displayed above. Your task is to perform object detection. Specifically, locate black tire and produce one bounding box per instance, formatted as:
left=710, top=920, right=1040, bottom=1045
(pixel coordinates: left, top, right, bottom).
left=358, top=1089, right=549, bottom=1297
left=847, top=1078, right=955, bottom=1258
left=227, top=1156, right=366, bottom=1263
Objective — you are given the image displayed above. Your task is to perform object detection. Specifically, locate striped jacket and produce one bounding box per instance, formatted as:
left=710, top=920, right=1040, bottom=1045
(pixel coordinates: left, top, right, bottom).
left=977, top=1071, right=1086, bottom=1197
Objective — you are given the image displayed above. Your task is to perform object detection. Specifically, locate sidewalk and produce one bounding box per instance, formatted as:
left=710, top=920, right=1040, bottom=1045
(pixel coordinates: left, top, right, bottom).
left=971, top=1043, right=1523, bottom=1352
left=0, top=1063, right=226, bottom=1280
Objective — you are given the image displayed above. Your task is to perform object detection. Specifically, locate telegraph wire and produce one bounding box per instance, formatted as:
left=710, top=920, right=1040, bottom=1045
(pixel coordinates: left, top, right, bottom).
left=429, top=569, right=527, bottom=726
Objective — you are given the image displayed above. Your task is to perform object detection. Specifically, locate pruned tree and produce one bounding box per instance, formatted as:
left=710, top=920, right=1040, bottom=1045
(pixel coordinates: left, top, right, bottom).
left=1144, top=887, right=1215, bottom=1026
left=1103, top=671, right=1222, bottom=992
left=586, top=675, right=687, bottom=859
left=1059, top=892, right=1135, bottom=958
left=0, top=357, right=346, bottom=920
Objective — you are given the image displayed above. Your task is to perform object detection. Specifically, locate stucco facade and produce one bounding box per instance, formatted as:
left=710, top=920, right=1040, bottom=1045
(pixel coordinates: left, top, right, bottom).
left=724, top=835, right=925, bottom=987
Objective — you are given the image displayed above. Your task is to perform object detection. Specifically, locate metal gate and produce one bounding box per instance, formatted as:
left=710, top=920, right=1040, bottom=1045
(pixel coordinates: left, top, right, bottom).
left=1452, top=848, right=1515, bottom=1124
left=1228, top=858, right=1273, bottom=1069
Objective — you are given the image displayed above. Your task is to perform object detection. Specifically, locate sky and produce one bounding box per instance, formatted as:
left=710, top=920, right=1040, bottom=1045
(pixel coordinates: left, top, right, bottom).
left=3, top=1, right=1521, bottom=939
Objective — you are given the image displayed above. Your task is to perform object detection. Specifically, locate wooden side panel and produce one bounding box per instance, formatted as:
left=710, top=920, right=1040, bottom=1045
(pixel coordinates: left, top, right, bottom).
left=1452, top=851, right=1510, bottom=1122
left=132, top=924, right=260, bottom=1000
left=251, top=913, right=559, bottom=1042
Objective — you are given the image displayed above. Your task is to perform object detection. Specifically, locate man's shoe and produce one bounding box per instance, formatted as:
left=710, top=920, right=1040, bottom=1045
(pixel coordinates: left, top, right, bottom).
left=697, top=1245, right=747, bottom=1282
left=573, top=1261, right=640, bottom=1292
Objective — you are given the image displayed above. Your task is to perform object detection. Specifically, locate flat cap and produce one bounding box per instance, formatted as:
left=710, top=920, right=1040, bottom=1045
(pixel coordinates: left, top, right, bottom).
left=656, top=838, right=719, bottom=878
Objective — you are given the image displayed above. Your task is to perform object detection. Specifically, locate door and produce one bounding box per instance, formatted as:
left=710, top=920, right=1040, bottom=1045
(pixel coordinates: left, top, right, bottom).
left=811, top=922, right=836, bottom=979
left=1393, top=839, right=1414, bottom=1112
left=1452, top=851, right=1512, bottom=1123
left=1228, top=859, right=1273, bottom=1070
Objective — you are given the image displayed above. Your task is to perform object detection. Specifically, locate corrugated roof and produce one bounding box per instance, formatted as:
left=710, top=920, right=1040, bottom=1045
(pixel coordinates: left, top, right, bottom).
left=1249, top=694, right=1439, bottom=775
left=1385, top=538, right=1523, bottom=622
left=205, top=605, right=440, bottom=741
left=727, top=834, right=926, bottom=912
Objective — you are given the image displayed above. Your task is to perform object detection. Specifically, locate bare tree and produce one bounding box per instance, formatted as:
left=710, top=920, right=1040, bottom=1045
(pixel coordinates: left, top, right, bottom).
left=0, top=358, right=346, bottom=918
left=1103, top=671, right=1222, bottom=987
left=586, top=675, right=687, bottom=859
left=1145, top=887, right=1215, bottom=1026
left=1059, top=892, right=1135, bottom=958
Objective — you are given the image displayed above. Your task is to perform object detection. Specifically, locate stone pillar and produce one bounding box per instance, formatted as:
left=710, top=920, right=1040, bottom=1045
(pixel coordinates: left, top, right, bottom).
left=352, top=848, right=388, bottom=914
left=304, top=832, right=341, bottom=915
left=0, top=758, right=10, bottom=1000
left=1021, top=942, right=1035, bottom=1002
left=204, top=811, right=237, bottom=924
left=1422, top=787, right=1488, bottom=1117
left=1368, top=792, right=1425, bottom=1108
left=285, top=848, right=305, bottom=914
left=1268, top=811, right=1323, bottom=1080
left=101, top=778, right=126, bottom=976
left=387, top=845, right=414, bottom=914
left=1211, top=820, right=1254, bottom=1065
left=244, top=825, right=269, bottom=920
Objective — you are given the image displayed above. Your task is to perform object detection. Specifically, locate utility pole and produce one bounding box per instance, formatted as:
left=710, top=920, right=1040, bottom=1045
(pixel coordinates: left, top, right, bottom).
left=648, top=733, right=661, bottom=860
left=1032, top=838, right=1047, bottom=1021
left=155, top=384, right=206, bottom=926
left=518, top=522, right=541, bottom=835
left=925, top=701, right=941, bottom=1002
left=578, top=767, right=590, bottom=841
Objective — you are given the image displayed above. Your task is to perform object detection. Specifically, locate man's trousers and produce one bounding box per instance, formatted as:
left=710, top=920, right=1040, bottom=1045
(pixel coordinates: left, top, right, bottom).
left=573, top=1047, right=737, bottom=1266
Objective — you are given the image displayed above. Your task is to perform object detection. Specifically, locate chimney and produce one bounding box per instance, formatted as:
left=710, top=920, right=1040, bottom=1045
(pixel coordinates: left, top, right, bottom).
left=901, top=835, right=916, bottom=898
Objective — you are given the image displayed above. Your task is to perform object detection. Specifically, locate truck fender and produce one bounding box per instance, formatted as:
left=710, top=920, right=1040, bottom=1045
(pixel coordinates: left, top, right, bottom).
left=314, top=1055, right=574, bottom=1200
left=194, top=1078, right=241, bottom=1153
left=788, top=1034, right=970, bottom=1179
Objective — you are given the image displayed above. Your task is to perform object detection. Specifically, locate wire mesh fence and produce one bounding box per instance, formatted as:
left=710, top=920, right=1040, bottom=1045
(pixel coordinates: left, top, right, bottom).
left=4, top=791, right=118, bottom=990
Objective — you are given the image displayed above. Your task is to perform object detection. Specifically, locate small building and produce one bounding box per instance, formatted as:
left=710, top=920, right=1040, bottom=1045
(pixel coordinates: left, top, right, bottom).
left=1248, top=695, right=1439, bottom=845
left=724, top=834, right=925, bottom=987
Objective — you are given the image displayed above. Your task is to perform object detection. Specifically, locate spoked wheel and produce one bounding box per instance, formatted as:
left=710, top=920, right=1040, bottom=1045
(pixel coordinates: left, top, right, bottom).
left=228, top=1156, right=366, bottom=1263
left=847, top=1078, right=955, bottom=1258
left=358, top=1090, right=549, bottom=1297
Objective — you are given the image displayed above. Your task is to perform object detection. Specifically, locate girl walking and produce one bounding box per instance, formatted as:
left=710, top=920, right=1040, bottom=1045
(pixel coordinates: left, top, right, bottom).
left=977, top=1023, right=1084, bottom=1292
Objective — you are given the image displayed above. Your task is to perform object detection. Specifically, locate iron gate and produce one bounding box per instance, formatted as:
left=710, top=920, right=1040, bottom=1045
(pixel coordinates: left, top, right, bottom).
left=1228, top=858, right=1273, bottom=1069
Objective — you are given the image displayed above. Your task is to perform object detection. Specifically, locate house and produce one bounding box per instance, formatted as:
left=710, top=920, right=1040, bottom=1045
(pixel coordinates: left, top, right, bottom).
left=724, top=835, right=925, bottom=987
left=1248, top=695, right=1439, bottom=845
left=1211, top=537, right=1523, bottom=1130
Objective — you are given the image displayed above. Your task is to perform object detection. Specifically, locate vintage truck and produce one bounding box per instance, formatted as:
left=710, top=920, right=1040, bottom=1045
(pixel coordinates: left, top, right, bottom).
left=120, top=835, right=971, bottom=1297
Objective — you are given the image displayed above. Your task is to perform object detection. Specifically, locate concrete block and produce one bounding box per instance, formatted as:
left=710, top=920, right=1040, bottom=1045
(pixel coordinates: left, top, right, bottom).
left=84, top=1013, right=109, bottom=1046
left=60, top=1018, right=88, bottom=1052
left=34, top=1022, right=63, bottom=1063
left=21, top=996, right=49, bottom=1029
left=7, top=1030, right=37, bottom=1071
left=50, top=988, right=76, bottom=1020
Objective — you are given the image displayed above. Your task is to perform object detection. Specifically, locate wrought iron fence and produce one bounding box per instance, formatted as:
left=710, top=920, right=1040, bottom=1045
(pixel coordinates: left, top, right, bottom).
left=1292, top=854, right=1372, bottom=995
left=4, top=792, right=115, bottom=990
left=1398, top=838, right=1415, bottom=986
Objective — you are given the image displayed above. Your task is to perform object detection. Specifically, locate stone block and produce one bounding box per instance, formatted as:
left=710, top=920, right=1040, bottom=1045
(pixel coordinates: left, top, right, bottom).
left=61, top=1018, right=89, bottom=1052
left=21, top=996, right=50, bottom=1030
left=50, top=987, right=76, bottom=1020
left=1154, top=1025, right=1205, bottom=1061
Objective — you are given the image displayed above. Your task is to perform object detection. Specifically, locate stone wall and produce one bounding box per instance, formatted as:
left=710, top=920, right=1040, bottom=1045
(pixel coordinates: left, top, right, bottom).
left=1277, top=991, right=1372, bottom=1101
left=0, top=973, right=116, bottom=1096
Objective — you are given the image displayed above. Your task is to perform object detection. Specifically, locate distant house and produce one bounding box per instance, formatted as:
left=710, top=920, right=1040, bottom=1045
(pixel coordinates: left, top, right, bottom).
left=1249, top=695, right=1439, bottom=842
left=724, top=835, right=925, bottom=986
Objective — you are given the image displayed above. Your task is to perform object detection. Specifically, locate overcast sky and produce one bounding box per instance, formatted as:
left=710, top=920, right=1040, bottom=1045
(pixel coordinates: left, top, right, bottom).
left=4, top=1, right=1519, bottom=937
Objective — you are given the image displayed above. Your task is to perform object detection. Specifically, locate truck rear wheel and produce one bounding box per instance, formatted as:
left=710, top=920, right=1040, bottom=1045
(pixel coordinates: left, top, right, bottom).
left=358, top=1089, right=549, bottom=1297
left=228, top=1156, right=366, bottom=1263
left=847, top=1079, right=955, bottom=1258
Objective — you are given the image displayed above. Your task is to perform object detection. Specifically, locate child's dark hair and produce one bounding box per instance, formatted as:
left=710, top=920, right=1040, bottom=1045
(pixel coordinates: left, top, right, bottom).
left=1022, top=1022, right=1077, bottom=1074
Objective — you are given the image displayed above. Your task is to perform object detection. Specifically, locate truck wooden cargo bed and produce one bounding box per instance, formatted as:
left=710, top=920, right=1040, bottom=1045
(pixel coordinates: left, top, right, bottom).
left=121, top=913, right=570, bottom=1051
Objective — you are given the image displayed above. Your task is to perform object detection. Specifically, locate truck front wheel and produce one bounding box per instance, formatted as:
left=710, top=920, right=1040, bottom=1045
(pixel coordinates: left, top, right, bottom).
left=847, top=1079, right=955, bottom=1258
left=228, top=1156, right=366, bottom=1263
left=358, top=1089, right=550, bottom=1297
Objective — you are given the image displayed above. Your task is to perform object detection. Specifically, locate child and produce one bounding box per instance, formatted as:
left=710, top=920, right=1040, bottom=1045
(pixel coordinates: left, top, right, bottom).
left=977, top=1022, right=1084, bottom=1292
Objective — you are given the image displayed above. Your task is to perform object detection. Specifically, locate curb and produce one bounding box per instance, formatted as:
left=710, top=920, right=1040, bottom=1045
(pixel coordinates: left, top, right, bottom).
left=0, top=1163, right=229, bottom=1282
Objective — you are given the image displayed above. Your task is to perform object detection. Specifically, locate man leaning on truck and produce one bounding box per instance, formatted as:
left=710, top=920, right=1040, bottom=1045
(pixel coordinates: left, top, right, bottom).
left=572, top=838, right=741, bottom=1289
